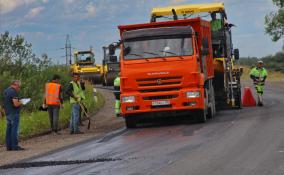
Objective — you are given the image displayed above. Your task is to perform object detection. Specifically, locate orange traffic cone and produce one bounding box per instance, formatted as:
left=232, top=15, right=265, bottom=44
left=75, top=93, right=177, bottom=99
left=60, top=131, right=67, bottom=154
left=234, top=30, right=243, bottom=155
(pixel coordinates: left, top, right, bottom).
left=242, top=87, right=256, bottom=107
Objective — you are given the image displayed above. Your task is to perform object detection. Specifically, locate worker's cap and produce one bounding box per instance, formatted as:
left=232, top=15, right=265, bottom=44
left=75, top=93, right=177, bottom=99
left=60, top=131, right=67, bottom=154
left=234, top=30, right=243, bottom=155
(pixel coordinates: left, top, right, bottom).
left=257, top=60, right=263, bottom=64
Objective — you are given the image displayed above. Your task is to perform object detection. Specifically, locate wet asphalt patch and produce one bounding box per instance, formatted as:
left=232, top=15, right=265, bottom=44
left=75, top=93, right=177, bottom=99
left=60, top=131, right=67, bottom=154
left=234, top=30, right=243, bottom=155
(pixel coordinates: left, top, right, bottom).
left=0, top=158, right=122, bottom=169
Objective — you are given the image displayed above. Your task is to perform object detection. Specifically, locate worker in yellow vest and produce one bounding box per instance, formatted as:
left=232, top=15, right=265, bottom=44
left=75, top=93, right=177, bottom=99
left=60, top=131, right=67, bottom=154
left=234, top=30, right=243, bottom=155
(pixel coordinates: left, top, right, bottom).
left=44, top=74, right=63, bottom=134
left=66, top=73, right=85, bottom=134
left=250, top=60, right=268, bottom=106
left=113, top=73, right=121, bottom=117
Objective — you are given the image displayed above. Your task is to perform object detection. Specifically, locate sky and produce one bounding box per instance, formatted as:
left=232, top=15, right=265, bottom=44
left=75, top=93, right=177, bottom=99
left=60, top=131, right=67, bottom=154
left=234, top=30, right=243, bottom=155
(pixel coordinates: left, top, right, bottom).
left=0, top=0, right=282, bottom=64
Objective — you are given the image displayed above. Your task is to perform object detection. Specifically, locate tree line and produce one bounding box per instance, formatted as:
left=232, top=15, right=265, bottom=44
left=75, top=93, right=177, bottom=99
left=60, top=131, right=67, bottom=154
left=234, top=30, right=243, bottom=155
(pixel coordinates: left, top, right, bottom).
left=238, top=51, right=284, bottom=73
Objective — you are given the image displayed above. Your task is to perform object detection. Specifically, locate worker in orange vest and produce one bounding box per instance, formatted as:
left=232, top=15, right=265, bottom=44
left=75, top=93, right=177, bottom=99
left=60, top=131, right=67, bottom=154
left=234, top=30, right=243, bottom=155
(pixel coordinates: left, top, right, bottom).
left=44, top=74, right=63, bottom=134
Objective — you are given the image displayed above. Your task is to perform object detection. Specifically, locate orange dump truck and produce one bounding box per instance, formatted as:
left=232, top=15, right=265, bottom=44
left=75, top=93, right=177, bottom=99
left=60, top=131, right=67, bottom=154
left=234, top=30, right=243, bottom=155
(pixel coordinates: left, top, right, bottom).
left=117, top=18, right=217, bottom=128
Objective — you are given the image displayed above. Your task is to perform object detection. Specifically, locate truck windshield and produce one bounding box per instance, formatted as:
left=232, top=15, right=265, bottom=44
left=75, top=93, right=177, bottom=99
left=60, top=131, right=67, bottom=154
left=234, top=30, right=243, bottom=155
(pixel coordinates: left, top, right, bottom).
left=77, top=53, right=93, bottom=62
left=123, top=37, right=193, bottom=60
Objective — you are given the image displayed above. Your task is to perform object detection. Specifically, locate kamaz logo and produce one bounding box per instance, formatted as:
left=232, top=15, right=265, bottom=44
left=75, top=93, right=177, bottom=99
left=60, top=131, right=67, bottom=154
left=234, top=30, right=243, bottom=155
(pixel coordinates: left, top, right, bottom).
left=157, top=79, right=162, bottom=85
left=147, top=72, right=169, bottom=76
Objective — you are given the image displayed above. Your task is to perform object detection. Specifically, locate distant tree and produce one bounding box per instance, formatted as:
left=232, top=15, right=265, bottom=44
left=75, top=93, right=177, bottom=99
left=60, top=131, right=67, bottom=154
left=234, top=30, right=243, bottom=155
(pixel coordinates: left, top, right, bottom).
left=265, top=0, right=284, bottom=41
left=0, top=31, right=36, bottom=74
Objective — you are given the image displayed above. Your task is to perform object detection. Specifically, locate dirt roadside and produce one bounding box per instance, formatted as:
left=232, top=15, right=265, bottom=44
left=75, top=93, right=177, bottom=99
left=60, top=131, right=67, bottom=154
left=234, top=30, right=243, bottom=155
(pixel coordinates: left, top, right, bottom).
left=0, top=87, right=124, bottom=166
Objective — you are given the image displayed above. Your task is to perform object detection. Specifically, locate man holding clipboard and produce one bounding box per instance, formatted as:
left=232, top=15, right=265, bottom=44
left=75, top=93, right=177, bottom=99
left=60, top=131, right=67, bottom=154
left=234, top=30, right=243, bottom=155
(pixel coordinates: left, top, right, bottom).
left=3, top=80, right=24, bottom=151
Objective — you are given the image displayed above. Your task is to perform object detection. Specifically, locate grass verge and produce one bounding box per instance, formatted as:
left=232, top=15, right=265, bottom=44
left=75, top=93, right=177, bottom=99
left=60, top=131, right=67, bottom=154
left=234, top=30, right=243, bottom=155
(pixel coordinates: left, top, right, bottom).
left=0, top=84, right=105, bottom=145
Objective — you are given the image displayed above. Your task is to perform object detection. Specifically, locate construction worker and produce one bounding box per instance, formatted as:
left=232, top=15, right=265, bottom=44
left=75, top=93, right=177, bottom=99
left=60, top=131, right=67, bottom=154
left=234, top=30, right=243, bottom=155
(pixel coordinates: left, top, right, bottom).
left=44, top=74, right=63, bottom=134
left=250, top=60, right=268, bottom=106
left=3, top=80, right=24, bottom=151
left=113, top=73, right=121, bottom=117
left=210, top=12, right=222, bottom=32
left=66, top=73, right=85, bottom=134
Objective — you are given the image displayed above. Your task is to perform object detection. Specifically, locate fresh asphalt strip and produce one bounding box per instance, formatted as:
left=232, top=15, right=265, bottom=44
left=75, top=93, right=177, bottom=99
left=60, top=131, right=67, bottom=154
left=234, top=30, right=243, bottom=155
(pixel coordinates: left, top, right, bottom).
left=0, top=158, right=124, bottom=169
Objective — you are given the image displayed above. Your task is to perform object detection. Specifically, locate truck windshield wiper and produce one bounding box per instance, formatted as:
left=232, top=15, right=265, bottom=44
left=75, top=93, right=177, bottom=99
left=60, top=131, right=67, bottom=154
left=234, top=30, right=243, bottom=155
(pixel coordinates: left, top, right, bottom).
left=143, top=52, right=160, bottom=57
left=160, top=51, right=184, bottom=59
left=143, top=52, right=166, bottom=60
left=127, top=53, right=149, bottom=61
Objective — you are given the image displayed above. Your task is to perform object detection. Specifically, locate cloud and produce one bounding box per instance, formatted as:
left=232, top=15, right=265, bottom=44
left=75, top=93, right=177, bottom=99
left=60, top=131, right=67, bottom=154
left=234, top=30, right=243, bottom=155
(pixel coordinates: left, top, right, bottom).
left=42, top=0, right=49, bottom=3
left=25, top=6, right=45, bottom=18
left=0, top=0, right=37, bottom=14
left=86, top=2, right=96, bottom=17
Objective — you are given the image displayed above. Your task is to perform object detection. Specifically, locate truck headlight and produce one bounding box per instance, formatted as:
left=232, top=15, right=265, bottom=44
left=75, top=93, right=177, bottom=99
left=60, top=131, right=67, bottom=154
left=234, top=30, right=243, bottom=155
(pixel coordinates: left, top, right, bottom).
left=186, top=91, right=200, bottom=98
left=122, top=96, right=135, bottom=103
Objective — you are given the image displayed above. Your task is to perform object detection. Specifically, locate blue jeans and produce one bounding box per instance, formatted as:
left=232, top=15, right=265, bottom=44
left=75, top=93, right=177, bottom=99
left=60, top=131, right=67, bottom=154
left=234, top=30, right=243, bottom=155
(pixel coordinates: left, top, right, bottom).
left=6, top=113, right=20, bottom=149
left=70, top=103, right=80, bottom=133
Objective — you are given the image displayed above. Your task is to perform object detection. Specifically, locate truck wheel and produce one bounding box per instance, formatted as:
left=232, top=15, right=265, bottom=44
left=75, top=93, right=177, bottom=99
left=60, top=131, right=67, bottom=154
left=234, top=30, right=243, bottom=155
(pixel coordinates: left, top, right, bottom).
left=234, top=80, right=242, bottom=109
left=235, top=90, right=242, bottom=109
left=207, top=86, right=216, bottom=119
left=103, top=75, right=107, bottom=86
left=195, top=109, right=207, bottom=123
left=125, top=116, right=136, bottom=128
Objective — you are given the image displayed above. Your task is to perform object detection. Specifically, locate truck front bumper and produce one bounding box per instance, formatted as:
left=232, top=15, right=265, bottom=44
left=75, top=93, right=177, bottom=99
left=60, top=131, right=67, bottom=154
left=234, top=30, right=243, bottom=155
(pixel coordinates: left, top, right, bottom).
left=121, top=88, right=205, bottom=115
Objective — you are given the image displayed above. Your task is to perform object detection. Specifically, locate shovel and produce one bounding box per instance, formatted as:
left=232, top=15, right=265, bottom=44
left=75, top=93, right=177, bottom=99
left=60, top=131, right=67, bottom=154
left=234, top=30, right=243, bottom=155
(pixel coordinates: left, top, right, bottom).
left=78, top=102, right=91, bottom=129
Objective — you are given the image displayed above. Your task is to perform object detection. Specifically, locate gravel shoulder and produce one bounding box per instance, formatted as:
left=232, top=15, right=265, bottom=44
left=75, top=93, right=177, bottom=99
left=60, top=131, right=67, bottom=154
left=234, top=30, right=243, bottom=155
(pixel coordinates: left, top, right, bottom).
left=0, top=87, right=124, bottom=166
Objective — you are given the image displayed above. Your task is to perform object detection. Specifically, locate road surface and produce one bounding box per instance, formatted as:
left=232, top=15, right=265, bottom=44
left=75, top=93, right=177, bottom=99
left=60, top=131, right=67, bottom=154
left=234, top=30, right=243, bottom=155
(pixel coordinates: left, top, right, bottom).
left=1, top=83, right=284, bottom=175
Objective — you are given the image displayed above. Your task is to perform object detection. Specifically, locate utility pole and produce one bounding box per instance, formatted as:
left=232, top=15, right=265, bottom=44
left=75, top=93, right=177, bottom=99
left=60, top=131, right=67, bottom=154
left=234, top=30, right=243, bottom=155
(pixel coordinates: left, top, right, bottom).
left=64, top=34, right=72, bottom=65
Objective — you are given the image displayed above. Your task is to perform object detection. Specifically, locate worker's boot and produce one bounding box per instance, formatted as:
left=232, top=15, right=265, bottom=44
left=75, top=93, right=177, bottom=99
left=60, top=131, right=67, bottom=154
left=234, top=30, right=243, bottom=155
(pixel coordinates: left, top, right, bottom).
left=257, top=94, right=263, bottom=106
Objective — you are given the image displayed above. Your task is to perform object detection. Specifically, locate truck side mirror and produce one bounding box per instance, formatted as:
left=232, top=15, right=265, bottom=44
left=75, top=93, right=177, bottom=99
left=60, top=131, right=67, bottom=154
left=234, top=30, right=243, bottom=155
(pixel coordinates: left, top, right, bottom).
left=109, top=44, right=115, bottom=55
left=234, top=48, right=239, bottom=60
left=110, top=55, right=118, bottom=62
left=124, top=46, right=131, bottom=55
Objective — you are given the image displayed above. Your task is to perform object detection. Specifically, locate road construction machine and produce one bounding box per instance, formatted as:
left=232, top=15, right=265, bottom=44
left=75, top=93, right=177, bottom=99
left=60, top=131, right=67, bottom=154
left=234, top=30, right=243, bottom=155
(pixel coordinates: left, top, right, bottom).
left=70, top=49, right=102, bottom=84
left=151, top=3, right=242, bottom=109
left=102, top=43, right=120, bottom=86
left=110, top=3, right=241, bottom=128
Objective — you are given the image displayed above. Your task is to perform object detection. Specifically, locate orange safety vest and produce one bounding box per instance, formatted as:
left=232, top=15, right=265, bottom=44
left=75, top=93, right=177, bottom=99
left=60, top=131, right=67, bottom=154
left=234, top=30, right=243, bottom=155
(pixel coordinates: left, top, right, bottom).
left=45, top=82, right=61, bottom=105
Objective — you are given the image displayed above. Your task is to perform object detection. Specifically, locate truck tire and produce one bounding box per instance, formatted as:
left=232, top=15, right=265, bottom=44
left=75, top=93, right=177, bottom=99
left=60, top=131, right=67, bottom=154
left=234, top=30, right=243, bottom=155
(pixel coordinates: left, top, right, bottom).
left=125, top=116, right=136, bottom=128
left=195, top=109, right=207, bottom=123
left=103, top=75, right=107, bottom=86
left=234, top=81, right=242, bottom=109
left=207, top=86, right=216, bottom=119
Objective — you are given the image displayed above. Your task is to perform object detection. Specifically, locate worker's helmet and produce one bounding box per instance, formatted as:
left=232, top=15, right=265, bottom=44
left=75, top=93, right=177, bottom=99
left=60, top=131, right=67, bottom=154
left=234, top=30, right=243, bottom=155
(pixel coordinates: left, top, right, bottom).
left=257, top=60, right=263, bottom=64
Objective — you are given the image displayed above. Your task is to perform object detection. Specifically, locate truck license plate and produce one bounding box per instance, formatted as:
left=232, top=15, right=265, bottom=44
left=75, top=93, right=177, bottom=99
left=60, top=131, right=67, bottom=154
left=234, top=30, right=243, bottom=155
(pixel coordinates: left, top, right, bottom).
left=152, top=100, right=170, bottom=106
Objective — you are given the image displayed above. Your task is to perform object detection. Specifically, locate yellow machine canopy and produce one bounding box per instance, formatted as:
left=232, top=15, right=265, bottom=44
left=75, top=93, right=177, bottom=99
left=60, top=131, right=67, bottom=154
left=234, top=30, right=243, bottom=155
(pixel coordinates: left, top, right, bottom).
left=151, top=3, right=225, bottom=17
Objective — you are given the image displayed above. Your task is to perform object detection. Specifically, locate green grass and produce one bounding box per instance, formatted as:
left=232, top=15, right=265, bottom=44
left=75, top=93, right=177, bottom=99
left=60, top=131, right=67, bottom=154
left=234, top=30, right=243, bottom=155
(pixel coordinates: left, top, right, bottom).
left=0, top=84, right=105, bottom=145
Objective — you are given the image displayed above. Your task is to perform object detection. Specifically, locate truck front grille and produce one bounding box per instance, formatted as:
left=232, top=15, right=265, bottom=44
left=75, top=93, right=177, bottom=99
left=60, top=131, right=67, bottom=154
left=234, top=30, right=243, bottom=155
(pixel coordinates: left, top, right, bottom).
left=136, top=76, right=182, bottom=87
